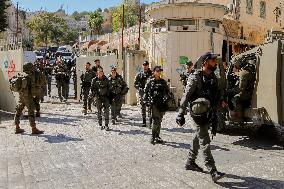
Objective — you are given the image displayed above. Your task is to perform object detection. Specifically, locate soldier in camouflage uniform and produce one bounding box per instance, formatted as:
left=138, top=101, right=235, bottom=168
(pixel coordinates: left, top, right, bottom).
left=91, top=68, right=110, bottom=130
left=108, top=66, right=128, bottom=124
left=233, top=61, right=256, bottom=122
left=44, top=59, right=53, bottom=97
left=33, top=63, right=47, bottom=117
left=81, top=62, right=96, bottom=115
left=54, top=61, right=68, bottom=102
left=134, top=61, right=152, bottom=126
left=144, top=66, right=170, bottom=145
left=180, top=60, right=194, bottom=87
left=176, top=52, right=225, bottom=182
left=13, top=63, right=44, bottom=135
left=71, top=65, right=77, bottom=99
left=92, top=59, right=103, bottom=74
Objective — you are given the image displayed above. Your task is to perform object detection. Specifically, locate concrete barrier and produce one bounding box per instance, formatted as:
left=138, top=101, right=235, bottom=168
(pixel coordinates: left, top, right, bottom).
left=0, top=49, right=23, bottom=112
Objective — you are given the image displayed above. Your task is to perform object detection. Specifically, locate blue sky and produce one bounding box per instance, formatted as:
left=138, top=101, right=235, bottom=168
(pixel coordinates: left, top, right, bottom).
left=11, top=0, right=159, bottom=14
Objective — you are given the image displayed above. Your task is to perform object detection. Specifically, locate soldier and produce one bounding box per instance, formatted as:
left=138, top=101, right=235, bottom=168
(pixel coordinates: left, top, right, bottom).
left=33, top=63, right=47, bottom=117
left=176, top=52, right=225, bottom=182
left=134, top=61, right=152, bottom=126
left=91, top=68, right=110, bottom=130
left=108, top=65, right=128, bottom=124
left=54, top=60, right=68, bottom=102
left=13, top=63, right=44, bottom=135
left=44, top=59, right=53, bottom=97
left=233, top=58, right=256, bottom=123
left=71, top=65, right=77, bottom=99
left=92, top=59, right=103, bottom=74
left=144, top=66, right=170, bottom=145
left=81, top=62, right=96, bottom=115
left=180, top=60, right=194, bottom=87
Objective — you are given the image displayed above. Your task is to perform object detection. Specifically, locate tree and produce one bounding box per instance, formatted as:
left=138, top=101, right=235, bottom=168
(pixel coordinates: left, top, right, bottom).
left=111, top=2, right=139, bottom=32
left=97, top=8, right=102, bottom=12
left=27, top=12, right=67, bottom=47
left=0, top=0, right=9, bottom=32
left=88, top=11, right=103, bottom=37
left=62, top=29, right=79, bottom=44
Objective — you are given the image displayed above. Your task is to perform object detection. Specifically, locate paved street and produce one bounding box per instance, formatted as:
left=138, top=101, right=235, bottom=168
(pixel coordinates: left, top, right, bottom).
left=0, top=85, right=284, bottom=189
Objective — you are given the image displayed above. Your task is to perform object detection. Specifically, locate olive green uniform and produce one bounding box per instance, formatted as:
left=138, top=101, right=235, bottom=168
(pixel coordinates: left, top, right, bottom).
left=108, top=74, right=128, bottom=122
left=71, top=66, right=77, bottom=98
left=144, top=77, right=170, bottom=140
left=33, top=69, right=47, bottom=113
left=178, top=70, right=220, bottom=173
left=14, top=73, right=36, bottom=127
left=81, top=69, right=96, bottom=110
left=134, top=69, right=152, bottom=120
left=54, top=64, right=68, bottom=101
left=44, top=64, right=53, bottom=97
left=91, top=75, right=110, bottom=126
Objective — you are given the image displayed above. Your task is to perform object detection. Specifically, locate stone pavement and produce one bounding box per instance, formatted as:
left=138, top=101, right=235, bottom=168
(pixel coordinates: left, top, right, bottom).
left=0, top=96, right=283, bottom=188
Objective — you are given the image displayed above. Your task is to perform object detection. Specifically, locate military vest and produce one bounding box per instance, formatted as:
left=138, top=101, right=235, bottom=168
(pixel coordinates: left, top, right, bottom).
left=92, top=76, right=109, bottom=96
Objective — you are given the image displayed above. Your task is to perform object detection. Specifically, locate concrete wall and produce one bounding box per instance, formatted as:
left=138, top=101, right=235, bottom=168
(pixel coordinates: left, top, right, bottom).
left=75, top=54, right=117, bottom=101
left=124, top=51, right=147, bottom=105
left=0, top=49, right=23, bottom=112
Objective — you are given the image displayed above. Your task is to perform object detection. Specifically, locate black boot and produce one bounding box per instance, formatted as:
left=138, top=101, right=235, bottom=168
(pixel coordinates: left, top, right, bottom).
left=105, top=124, right=110, bottom=131
left=142, top=117, right=146, bottom=127
left=185, top=162, right=204, bottom=172
left=211, top=170, right=225, bottom=182
left=155, top=135, right=163, bottom=144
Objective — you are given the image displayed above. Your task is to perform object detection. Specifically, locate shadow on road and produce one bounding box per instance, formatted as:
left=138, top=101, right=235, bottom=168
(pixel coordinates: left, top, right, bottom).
left=161, top=141, right=190, bottom=149
left=111, top=128, right=149, bottom=136
left=38, top=116, right=79, bottom=126
left=216, top=173, right=284, bottom=189
left=232, top=137, right=283, bottom=150
left=37, top=134, right=84, bottom=143
left=162, top=127, right=195, bottom=134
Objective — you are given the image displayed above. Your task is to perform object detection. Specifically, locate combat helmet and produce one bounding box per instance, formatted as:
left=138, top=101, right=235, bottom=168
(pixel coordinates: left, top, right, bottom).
left=190, top=98, right=212, bottom=125
left=23, top=62, right=35, bottom=73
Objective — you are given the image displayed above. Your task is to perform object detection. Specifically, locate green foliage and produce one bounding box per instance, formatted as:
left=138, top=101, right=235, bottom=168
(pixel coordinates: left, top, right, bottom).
left=0, top=0, right=9, bottom=32
left=27, top=12, right=67, bottom=46
left=111, top=1, right=139, bottom=32
left=88, top=11, right=104, bottom=35
left=72, top=11, right=89, bottom=21
left=62, top=29, right=79, bottom=44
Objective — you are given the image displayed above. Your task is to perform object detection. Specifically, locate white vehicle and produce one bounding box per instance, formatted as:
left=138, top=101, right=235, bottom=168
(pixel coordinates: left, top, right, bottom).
left=34, top=51, right=44, bottom=60
left=61, top=52, right=73, bottom=61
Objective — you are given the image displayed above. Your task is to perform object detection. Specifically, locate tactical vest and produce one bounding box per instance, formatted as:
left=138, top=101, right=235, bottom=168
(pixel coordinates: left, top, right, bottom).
left=92, top=76, right=109, bottom=96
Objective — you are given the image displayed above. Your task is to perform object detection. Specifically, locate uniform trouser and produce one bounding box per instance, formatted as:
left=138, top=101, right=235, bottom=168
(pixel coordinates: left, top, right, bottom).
left=73, top=78, right=77, bottom=98
left=14, top=95, right=35, bottom=126
left=186, top=124, right=216, bottom=173
left=65, top=78, right=70, bottom=99
left=96, top=97, right=110, bottom=125
left=111, top=96, right=122, bottom=120
left=33, top=96, right=41, bottom=112
left=56, top=80, right=67, bottom=100
left=82, top=86, right=92, bottom=110
left=152, top=105, right=165, bottom=137
left=47, top=76, right=52, bottom=95
left=138, top=91, right=146, bottom=119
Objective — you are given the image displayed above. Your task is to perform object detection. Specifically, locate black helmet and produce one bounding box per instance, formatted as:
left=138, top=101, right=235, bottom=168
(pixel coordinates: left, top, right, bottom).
left=23, top=62, right=35, bottom=73
left=190, top=98, right=212, bottom=125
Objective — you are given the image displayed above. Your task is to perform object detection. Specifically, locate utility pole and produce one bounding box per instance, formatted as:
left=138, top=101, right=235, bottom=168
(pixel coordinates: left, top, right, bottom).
left=122, top=4, right=125, bottom=59
left=138, top=5, right=142, bottom=50
left=16, top=2, right=19, bottom=38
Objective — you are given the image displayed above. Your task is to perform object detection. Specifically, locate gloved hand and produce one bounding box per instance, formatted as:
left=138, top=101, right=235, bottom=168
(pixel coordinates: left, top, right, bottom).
left=176, top=114, right=185, bottom=126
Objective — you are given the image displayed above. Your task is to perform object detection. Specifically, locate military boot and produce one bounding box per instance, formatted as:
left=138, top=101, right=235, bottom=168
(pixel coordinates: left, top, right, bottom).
left=211, top=170, right=225, bottom=182
left=31, top=125, right=44, bottom=135
left=155, top=135, right=163, bottom=144
left=82, top=109, right=87, bottom=115
left=105, top=124, right=110, bottom=131
left=15, top=124, right=25, bottom=134
left=185, top=162, right=204, bottom=172
left=142, top=117, right=146, bottom=127
left=35, top=111, right=41, bottom=117
left=112, top=119, right=115, bottom=125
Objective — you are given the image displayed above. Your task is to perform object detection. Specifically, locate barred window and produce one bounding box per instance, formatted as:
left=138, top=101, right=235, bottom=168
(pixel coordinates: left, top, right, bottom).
left=205, top=20, right=220, bottom=28
left=260, top=1, right=266, bottom=18
left=168, top=19, right=195, bottom=26
left=246, top=0, right=253, bottom=14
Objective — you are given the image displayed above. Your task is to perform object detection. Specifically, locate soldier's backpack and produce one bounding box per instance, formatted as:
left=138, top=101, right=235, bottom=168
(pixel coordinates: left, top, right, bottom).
left=9, top=74, right=26, bottom=92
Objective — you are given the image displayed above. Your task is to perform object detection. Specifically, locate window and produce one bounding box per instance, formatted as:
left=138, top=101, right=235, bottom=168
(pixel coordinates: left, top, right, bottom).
left=246, top=0, right=253, bottom=14
left=168, top=19, right=195, bottom=26
left=205, top=20, right=220, bottom=28
left=260, top=1, right=266, bottom=18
